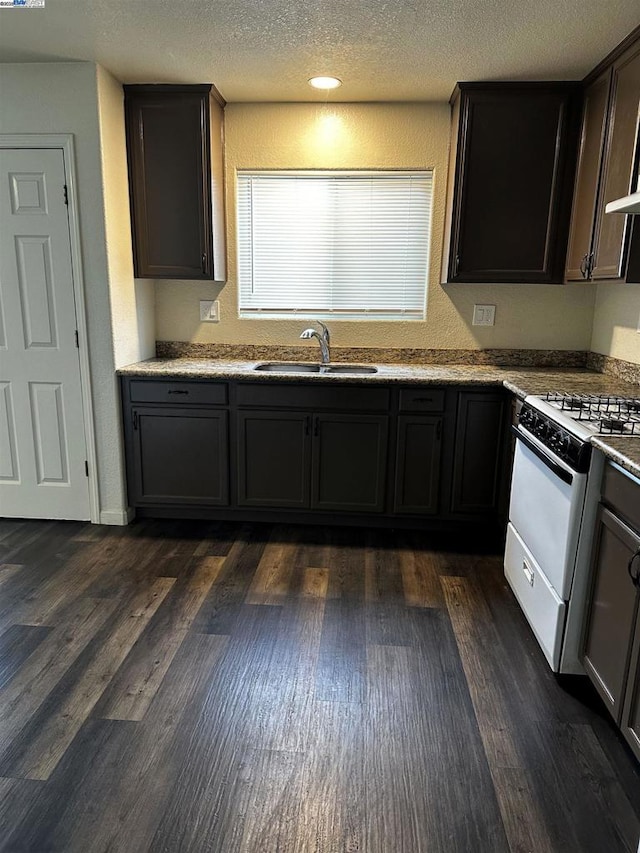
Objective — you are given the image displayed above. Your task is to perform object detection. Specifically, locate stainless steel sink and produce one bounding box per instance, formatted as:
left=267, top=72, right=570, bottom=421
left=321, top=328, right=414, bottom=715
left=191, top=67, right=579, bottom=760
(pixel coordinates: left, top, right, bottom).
left=254, top=362, right=378, bottom=375
left=322, top=364, right=378, bottom=375
left=254, top=362, right=321, bottom=373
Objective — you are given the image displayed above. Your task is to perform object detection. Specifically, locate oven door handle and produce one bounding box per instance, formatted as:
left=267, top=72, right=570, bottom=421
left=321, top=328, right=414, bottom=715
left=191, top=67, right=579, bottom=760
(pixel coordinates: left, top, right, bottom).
left=511, top=426, right=574, bottom=486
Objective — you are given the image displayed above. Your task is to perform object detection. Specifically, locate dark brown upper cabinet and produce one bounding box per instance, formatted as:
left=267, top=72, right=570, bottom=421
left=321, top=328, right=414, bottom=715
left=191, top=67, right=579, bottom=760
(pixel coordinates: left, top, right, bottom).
left=124, top=84, right=226, bottom=281
left=442, top=83, right=581, bottom=284
left=566, top=32, right=640, bottom=282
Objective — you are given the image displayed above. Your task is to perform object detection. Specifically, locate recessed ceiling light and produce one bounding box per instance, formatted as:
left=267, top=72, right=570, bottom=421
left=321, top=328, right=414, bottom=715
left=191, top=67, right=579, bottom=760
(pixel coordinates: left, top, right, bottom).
left=308, top=76, right=342, bottom=90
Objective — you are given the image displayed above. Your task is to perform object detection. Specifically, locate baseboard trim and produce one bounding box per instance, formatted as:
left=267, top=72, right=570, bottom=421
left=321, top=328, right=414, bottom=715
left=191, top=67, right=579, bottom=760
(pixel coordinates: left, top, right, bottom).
left=99, top=507, right=134, bottom=526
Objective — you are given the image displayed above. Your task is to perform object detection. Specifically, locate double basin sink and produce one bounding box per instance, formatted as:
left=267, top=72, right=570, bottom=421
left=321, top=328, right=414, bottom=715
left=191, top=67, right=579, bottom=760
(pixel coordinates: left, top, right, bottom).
left=255, top=362, right=378, bottom=375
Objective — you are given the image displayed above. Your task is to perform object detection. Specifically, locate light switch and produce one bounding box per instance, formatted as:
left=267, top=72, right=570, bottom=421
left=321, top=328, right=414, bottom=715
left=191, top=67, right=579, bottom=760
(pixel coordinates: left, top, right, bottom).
left=472, top=304, right=496, bottom=326
left=200, top=300, right=220, bottom=322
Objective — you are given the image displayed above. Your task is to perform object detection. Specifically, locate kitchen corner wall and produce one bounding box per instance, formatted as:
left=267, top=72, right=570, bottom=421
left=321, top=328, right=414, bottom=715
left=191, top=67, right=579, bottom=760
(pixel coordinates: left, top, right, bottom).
left=0, top=61, right=153, bottom=523
left=590, top=282, right=640, bottom=365
left=155, top=102, right=596, bottom=352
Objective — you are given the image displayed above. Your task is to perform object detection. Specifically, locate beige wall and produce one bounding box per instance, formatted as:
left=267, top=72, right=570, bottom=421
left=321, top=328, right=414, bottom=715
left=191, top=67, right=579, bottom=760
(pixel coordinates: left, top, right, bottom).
left=0, top=62, right=152, bottom=522
left=156, top=102, right=595, bottom=352
left=590, top=282, right=640, bottom=365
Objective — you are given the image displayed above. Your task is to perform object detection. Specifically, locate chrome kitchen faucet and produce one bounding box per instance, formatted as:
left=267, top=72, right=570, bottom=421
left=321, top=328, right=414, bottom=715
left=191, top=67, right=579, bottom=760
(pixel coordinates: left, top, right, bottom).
left=299, top=321, right=331, bottom=364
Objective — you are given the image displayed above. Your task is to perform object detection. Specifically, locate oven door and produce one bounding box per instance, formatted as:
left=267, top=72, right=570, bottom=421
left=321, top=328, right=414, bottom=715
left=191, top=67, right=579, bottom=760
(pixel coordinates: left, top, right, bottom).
left=508, top=428, right=587, bottom=599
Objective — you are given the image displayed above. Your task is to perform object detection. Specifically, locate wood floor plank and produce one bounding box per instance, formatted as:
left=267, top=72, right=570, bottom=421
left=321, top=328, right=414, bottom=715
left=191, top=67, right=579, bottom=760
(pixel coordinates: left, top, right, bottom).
left=0, top=775, right=46, bottom=844
left=5, top=577, right=175, bottom=780
left=0, top=563, right=22, bottom=589
left=398, top=534, right=444, bottom=608
left=245, top=525, right=299, bottom=605
left=194, top=527, right=269, bottom=633
left=149, top=605, right=282, bottom=852
left=365, top=533, right=413, bottom=646
left=0, top=596, right=119, bottom=759
left=97, top=555, right=225, bottom=721
left=442, top=574, right=557, bottom=853
left=9, top=633, right=231, bottom=853
left=0, top=623, right=52, bottom=690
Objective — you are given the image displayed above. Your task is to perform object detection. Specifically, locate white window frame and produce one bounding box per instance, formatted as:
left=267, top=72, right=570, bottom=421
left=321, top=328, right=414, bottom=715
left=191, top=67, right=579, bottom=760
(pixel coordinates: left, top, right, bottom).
left=236, top=169, right=433, bottom=321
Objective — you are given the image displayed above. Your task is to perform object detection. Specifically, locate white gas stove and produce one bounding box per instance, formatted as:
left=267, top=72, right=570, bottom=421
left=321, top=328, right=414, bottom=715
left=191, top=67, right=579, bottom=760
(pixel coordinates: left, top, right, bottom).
left=505, top=391, right=640, bottom=674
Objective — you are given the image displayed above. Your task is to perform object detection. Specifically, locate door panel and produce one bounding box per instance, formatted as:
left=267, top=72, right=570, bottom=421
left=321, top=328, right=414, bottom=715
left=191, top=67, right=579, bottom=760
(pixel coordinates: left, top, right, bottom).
left=311, top=414, right=388, bottom=512
left=592, top=44, right=640, bottom=279
left=237, top=411, right=310, bottom=508
left=0, top=382, right=19, bottom=482
left=565, top=71, right=611, bottom=280
left=582, top=506, right=640, bottom=720
left=451, top=391, right=506, bottom=516
left=394, top=415, right=442, bottom=515
left=131, top=408, right=228, bottom=506
left=0, top=148, right=89, bottom=520
left=15, top=235, right=58, bottom=347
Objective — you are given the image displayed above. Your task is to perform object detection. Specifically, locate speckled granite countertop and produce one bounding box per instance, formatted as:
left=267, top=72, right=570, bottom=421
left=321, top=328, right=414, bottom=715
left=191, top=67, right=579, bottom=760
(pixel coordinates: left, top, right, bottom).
left=591, top=436, right=640, bottom=480
left=117, top=357, right=640, bottom=477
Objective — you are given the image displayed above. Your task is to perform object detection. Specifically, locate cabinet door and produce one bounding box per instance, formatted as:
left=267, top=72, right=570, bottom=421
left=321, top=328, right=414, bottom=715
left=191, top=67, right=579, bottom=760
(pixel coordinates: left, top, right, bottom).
left=237, top=411, right=310, bottom=508
left=591, top=43, right=640, bottom=280
left=565, top=71, right=611, bottom=280
left=394, top=416, right=442, bottom=515
left=311, top=414, right=388, bottom=512
left=130, top=407, right=228, bottom=506
left=448, top=85, right=579, bottom=283
left=622, top=602, right=640, bottom=762
left=125, top=86, right=213, bottom=279
left=451, top=391, right=505, bottom=514
left=582, top=506, right=640, bottom=721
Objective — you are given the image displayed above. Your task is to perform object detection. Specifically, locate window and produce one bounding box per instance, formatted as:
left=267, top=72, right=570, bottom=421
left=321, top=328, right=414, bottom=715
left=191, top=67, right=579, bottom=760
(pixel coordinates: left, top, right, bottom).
left=237, top=170, right=433, bottom=320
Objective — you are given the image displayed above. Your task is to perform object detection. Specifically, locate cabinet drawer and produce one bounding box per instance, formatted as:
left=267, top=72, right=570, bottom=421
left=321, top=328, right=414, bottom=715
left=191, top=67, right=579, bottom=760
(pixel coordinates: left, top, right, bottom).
left=399, top=388, right=445, bottom=412
left=602, top=463, right=640, bottom=532
left=504, top=523, right=565, bottom=671
left=128, top=380, right=228, bottom=406
left=236, top=383, right=389, bottom=412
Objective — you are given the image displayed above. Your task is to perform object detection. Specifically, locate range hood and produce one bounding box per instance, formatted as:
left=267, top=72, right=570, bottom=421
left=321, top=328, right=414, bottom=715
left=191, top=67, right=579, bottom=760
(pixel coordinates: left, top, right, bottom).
left=605, top=190, right=640, bottom=214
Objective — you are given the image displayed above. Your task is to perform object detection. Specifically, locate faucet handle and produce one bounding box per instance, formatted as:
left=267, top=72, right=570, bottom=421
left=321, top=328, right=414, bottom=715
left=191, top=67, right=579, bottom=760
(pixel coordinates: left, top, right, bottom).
left=316, top=320, right=330, bottom=343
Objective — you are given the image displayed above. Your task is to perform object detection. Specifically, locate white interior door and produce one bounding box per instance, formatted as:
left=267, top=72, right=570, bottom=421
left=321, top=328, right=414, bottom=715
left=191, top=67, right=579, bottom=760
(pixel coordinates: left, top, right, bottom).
left=0, top=148, right=90, bottom=520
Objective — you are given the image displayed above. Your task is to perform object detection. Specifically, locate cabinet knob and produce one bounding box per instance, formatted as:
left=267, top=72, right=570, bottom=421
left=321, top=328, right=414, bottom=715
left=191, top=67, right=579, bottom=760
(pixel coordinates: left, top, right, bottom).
left=628, top=548, right=640, bottom=588
left=201, top=253, right=207, bottom=275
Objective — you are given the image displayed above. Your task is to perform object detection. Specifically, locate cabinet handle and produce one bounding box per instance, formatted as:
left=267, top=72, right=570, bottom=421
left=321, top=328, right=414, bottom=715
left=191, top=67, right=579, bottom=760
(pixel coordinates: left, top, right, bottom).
left=628, top=548, right=640, bottom=588
left=579, top=253, right=589, bottom=279
left=304, top=415, right=310, bottom=436
left=132, top=410, right=138, bottom=431
left=168, top=389, right=189, bottom=395
left=436, top=419, right=442, bottom=441
left=313, top=416, right=319, bottom=437
left=201, top=253, right=207, bottom=275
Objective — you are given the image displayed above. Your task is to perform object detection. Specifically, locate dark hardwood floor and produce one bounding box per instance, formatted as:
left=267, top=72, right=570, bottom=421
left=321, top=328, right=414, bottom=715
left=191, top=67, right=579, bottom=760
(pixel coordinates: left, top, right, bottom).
left=0, top=517, right=638, bottom=852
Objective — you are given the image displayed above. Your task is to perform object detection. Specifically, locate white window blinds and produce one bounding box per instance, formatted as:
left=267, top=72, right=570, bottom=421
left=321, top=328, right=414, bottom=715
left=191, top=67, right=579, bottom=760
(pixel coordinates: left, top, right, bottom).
left=237, top=171, right=433, bottom=320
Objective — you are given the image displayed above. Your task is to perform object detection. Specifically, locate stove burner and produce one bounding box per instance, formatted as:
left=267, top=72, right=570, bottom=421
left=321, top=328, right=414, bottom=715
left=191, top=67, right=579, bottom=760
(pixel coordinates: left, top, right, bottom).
left=599, top=418, right=627, bottom=434
left=539, top=392, right=640, bottom=436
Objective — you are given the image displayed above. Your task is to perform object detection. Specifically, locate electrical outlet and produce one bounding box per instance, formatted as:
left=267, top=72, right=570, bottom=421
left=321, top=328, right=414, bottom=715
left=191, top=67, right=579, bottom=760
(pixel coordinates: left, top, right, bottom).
left=199, top=300, right=220, bottom=322
left=472, top=304, right=496, bottom=326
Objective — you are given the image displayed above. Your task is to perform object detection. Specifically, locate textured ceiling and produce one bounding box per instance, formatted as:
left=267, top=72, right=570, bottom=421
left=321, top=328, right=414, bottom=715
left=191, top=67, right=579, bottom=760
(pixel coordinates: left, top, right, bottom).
left=0, top=1, right=638, bottom=102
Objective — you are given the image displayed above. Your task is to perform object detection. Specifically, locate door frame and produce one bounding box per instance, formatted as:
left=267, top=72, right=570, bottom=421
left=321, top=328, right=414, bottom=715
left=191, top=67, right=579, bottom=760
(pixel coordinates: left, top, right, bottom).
left=1, top=133, right=100, bottom=523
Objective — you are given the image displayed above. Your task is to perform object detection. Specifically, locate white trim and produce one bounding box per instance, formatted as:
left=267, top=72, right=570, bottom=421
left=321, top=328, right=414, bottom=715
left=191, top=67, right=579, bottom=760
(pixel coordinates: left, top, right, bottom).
left=99, top=507, right=134, bottom=526
left=0, top=133, right=101, bottom=524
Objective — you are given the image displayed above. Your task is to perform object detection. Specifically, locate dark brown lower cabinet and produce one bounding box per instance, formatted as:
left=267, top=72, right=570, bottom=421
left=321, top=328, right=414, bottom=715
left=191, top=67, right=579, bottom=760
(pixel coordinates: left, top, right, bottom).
left=122, top=378, right=508, bottom=528
left=236, top=410, right=389, bottom=513
left=312, top=414, right=388, bottom=512
left=451, top=391, right=505, bottom=513
left=394, top=415, right=442, bottom=514
left=130, top=407, right=229, bottom=506
left=582, top=466, right=640, bottom=761
left=236, top=411, right=310, bottom=508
